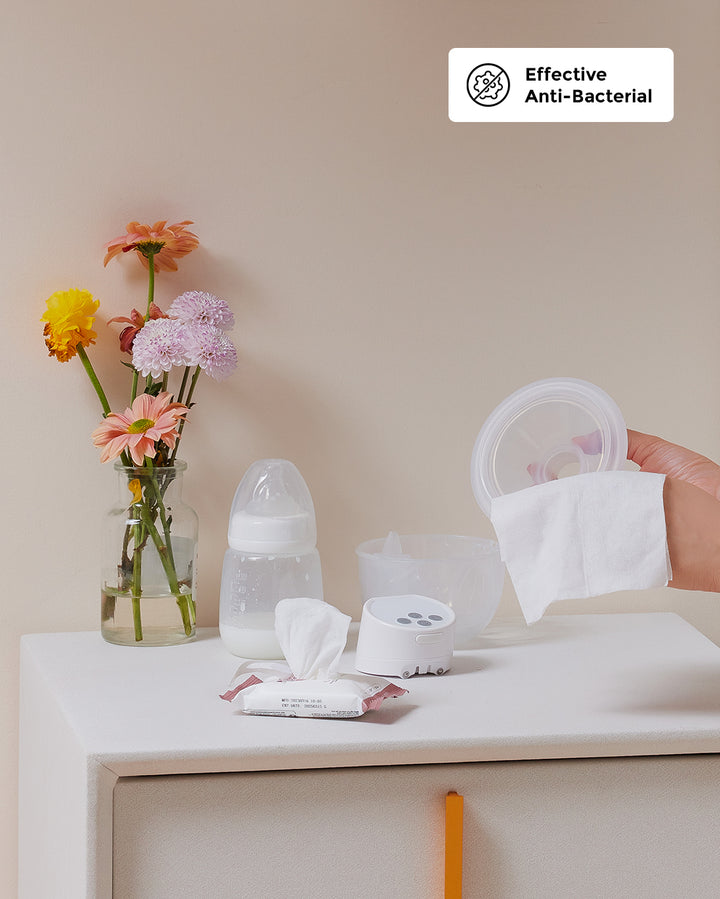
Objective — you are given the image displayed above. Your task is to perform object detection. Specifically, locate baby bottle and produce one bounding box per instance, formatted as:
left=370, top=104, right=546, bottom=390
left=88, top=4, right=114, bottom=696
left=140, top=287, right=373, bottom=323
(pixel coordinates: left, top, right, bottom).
left=219, top=459, right=323, bottom=659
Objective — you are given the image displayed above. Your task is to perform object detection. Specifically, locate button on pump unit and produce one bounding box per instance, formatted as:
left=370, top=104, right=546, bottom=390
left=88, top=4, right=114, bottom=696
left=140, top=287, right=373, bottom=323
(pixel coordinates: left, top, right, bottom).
left=415, top=633, right=444, bottom=645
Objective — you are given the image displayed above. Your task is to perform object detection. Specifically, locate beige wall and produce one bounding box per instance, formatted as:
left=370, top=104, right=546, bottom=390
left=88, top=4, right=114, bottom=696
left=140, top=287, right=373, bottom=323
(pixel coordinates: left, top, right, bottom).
left=3, top=1, right=719, bottom=893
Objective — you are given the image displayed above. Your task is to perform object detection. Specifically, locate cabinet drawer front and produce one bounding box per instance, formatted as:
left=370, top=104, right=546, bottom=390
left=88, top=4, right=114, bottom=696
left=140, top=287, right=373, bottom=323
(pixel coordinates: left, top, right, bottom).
left=113, top=755, right=720, bottom=898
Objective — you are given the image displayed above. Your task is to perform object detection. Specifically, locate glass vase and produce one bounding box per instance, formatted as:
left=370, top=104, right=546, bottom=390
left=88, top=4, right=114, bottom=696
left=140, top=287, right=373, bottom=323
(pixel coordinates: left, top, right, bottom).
left=101, top=460, right=198, bottom=646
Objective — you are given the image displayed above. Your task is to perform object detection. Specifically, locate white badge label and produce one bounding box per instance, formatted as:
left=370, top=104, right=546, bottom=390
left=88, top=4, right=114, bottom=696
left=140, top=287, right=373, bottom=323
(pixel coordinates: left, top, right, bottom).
left=449, top=48, right=673, bottom=122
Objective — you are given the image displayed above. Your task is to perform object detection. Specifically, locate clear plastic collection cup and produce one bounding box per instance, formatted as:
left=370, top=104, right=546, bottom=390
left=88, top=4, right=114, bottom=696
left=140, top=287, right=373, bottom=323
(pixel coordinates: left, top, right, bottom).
left=356, top=532, right=504, bottom=648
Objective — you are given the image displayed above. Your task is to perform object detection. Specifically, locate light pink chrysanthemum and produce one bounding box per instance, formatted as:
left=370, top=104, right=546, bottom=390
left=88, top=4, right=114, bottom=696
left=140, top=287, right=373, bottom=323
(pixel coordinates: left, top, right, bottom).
left=184, top=323, right=237, bottom=381
left=131, top=318, right=189, bottom=378
left=168, top=290, right=234, bottom=331
left=91, top=392, right=188, bottom=465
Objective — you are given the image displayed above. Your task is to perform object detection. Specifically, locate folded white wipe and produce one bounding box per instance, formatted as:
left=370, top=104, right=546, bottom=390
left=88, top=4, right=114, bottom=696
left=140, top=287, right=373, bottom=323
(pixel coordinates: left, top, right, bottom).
left=490, top=471, right=671, bottom=625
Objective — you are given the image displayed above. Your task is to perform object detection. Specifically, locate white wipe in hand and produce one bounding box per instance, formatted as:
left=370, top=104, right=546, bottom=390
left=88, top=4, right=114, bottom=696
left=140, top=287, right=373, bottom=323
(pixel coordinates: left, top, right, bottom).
left=491, top=470, right=671, bottom=625
left=220, top=598, right=407, bottom=717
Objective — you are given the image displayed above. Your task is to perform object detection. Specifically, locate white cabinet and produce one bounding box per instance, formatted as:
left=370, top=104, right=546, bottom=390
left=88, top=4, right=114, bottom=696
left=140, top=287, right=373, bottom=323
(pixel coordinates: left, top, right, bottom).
left=19, top=614, right=720, bottom=897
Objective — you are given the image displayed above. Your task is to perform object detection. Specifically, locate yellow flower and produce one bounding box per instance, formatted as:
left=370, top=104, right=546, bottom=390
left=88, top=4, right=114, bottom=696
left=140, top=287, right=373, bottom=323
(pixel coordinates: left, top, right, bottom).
left=41, top=288, right=99, bottom=362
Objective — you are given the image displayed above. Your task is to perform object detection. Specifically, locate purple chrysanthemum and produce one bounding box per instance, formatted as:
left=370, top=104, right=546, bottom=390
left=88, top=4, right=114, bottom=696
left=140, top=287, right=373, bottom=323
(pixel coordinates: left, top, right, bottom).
left=168, top=290, right=234, bottom=331
left=131, top=318, right=189, bottom=378
left=183, top=323, right=238, bottom=381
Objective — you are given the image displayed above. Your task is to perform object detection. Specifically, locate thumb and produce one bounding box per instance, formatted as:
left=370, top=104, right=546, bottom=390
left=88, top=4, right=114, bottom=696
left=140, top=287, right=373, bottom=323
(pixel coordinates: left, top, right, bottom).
left=627, top=429, right=720, bottom=501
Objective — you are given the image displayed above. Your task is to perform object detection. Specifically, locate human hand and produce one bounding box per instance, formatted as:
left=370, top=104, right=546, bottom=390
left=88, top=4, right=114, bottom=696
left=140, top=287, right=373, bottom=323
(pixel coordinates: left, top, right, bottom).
left=627, top=429, right=720, bottom=592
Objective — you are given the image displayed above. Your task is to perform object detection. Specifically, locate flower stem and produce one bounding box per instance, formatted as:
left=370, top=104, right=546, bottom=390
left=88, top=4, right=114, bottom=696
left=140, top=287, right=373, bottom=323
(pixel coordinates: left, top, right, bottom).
left=78, top=343, right=131, bottom=465
left=76, top=344, right=111, bottom=416
left=131, top=520, right=144, bottom=642
left=169, top=365, right=201, bottom=464
left=131, top=250, right=157, bottom=403
left=185, top=364, right=202, bottom=407
left=121, top=465, right=193, bottom=639
left=176, top=366, right=190, bottom=405
left=138, top=460, right=194, bottom=636
left=138, top=499, right=193, bottom=636
left=145, top=252, right=155, bottom=319
left=146, top=460, right=177, bottom=569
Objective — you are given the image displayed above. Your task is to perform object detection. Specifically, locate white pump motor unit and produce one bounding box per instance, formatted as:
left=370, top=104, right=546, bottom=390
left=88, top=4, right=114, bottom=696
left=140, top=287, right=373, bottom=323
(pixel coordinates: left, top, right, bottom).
left=354, top=595, right=455, bottom=679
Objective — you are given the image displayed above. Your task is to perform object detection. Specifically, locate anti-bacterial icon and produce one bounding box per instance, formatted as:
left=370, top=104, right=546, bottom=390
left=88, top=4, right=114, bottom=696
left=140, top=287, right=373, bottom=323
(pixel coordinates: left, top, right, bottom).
left=467, top=64, right=510, bottom=106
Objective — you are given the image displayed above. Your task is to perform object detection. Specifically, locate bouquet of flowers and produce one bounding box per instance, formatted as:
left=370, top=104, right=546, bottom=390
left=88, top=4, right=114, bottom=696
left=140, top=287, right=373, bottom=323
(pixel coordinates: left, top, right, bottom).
left=41, top=220, right=237, bottom=644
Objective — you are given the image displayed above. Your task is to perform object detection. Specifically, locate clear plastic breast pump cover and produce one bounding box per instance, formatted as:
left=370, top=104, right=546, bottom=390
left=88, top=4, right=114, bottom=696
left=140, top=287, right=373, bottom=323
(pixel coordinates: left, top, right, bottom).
left=471, top=378, right=628, bottom=516
left=227, top=459, right=317, bottom=554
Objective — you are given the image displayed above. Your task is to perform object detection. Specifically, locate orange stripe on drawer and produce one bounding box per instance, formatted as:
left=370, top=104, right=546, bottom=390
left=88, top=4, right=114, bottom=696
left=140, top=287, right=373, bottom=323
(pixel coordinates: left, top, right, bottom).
left=445, top=790, right=464, bottom=898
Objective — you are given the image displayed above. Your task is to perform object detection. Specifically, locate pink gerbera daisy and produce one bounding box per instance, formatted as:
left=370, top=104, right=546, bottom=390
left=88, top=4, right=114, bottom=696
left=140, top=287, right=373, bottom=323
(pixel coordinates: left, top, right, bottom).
left=103, top=220, right=199, bottom=272
left=91, top=392, right=188, bottom=465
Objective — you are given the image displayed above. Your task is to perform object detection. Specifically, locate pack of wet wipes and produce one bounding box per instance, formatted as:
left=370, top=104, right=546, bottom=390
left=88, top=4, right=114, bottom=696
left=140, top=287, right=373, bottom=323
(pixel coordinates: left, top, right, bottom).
left=220, top=598, right=407, bottom=718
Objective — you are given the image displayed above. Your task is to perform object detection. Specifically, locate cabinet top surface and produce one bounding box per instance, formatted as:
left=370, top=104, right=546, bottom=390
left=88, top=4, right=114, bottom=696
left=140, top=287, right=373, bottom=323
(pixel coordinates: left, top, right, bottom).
left=20, top=613, right=720, bottom=775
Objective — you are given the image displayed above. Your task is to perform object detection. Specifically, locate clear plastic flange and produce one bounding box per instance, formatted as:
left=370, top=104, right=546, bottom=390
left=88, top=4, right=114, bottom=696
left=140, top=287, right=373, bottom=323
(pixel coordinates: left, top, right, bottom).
left=471, top=377, right=628, bottom=516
